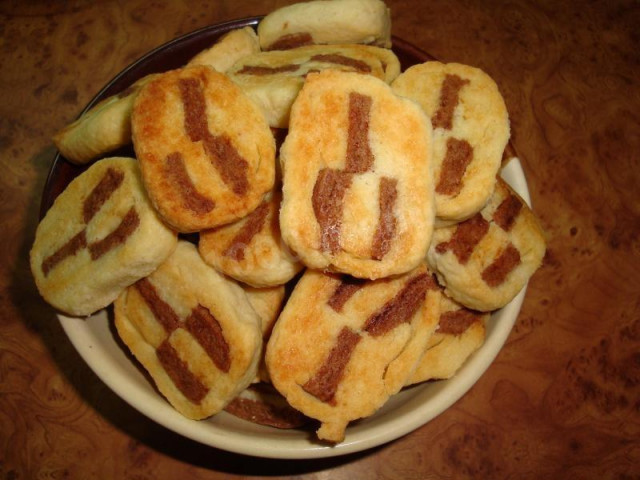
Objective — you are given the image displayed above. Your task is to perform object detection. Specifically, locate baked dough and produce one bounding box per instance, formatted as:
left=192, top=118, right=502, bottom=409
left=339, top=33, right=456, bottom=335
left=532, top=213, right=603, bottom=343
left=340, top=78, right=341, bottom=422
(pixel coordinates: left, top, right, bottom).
left=30, top=157, right=177, bottom=316
left=199, top=191, right=303, bottom=287
left=257, top=0, right=391, bottom=51
left=132, top=65, right=275, bottom=232
left=427, top=176, right=546, bottom=311
left=392, top=61, right=510, bottom=222
left=187, top=26, right=260, bottom=72
left=114, top=241, right=262, bottom=420
left=227, top=44, right=398, bottom=128
left=279, top=69, right=435, bottom=279
left=266, top=264, right=440, bottom=442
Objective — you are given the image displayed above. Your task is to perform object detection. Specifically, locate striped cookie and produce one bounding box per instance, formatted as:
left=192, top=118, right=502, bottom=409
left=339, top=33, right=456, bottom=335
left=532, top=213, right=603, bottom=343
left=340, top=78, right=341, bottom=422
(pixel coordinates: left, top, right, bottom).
left=257, top=0, right=391, bottom=51
left=392, top=61, right=510, bottom=222
left=427, top=176, right=546, bottom=312
left=114, top=241, right=263, bottom=420
left=227, top=44, right=399, bottom=128
left=199, top=191, right=303, bottom=288
left=187, top=26, right=260, bottom=73
left=266, top=264, right=440, bottom=442
left=279, top=69, right=435, bottom=279
left=132, top=65, right=276, bottom=232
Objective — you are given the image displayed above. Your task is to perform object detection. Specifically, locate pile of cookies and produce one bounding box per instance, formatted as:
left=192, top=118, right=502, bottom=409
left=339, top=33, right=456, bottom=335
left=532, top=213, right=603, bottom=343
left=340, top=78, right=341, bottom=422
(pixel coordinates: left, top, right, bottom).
left=31, top=0, right=546, bottom=443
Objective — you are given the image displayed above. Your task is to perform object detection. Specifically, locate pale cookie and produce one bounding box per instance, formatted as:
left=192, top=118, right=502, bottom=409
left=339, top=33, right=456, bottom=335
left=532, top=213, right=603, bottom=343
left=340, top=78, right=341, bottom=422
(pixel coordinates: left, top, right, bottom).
left=30, top=157, right=177, bottom=316
left=392, top=61, right=510, bottom=222
left=257, top=0, right=391, bottom=51
left=280, top=70, right=435, bottom=280
left=227, top=44, right=398, bottom=128
left=114, top=241, right=263, bottom=420
left=427, top=176, right=546, bottom=312
left=187, top=26, right=260, bottom=73
left=132, top=65, right=275, bottom=232
left=199, top=191, right=303, bottom=288
left=266, top=265, right=440, bottom=443
left=53, top=74, right=158, bottom=164
left=407, top=293, right=487, bottom=384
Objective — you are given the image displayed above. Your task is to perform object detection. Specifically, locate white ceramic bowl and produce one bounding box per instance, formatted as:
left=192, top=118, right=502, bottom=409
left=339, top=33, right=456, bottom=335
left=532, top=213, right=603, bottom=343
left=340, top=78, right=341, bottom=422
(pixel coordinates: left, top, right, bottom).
left=45, top=19, right=531, bottom=459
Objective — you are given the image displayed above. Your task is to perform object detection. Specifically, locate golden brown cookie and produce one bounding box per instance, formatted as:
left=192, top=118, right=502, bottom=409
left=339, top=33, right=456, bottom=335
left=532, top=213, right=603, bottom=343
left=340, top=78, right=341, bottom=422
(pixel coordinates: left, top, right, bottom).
left=392, top=61, right=510, bottom=222
left=198, top=191, right=303, bottom=287
left=279, top=69, right=435, bottom=279
left=227, top=44, right=397, bottom=128
left=132, top=65, right=276, bottom=232
left=53, top=74, right=158, bottom=164
left=266, top=264, right=440, bottom=442
left=30, top=157, right=178, bottom=316
left=187, top=26, right=260, bottom=72
left=114, top=241, right=263, bottom=420
left=257, top=0, right=391, bottom=51
left=427, top=176, right=546, bottom=311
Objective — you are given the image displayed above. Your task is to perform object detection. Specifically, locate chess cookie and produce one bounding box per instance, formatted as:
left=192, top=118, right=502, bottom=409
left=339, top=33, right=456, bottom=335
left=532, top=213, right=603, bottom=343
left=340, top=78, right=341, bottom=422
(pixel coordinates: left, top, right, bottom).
left=132, top=65, right=276, bottom=232
left=53, top=74, right=158, bottom=164
left=392, top=61, right=510, bottom=222
left=187, top=26, right=260, bottom=73
left=407, top=294, right=488, bottom=384
left=427, top=176, right=546, bottom=312
left=266, top=264, right=441, bottom=442
left=30, top=157, right=178, bottom=317
left=113, top=241, right=263, bottom=420
left=257, top=0, right=391, bottom=51
left=279, top=69, right=435, bottom=280
left=227, top=44, right=398, bottom=128
left=242, top=283, right=287, bottom=383
left=224, top=383, right=311, bottom=429
left=198, top=191, right=303, bottom=288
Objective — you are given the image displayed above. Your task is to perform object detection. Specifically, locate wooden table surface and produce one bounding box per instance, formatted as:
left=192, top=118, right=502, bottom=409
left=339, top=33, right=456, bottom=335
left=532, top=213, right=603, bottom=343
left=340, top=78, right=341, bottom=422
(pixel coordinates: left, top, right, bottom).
left=2, top=0, right=639, bottom=478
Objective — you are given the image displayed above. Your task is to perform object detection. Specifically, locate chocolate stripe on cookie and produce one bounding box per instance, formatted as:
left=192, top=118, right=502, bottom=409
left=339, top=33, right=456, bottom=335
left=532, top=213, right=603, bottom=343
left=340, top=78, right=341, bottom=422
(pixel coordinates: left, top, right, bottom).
left=328, top=276, right=366, bottom=312
left=41, top=230, right=87, bottom=276
left=431, top=74, right=470, bottom=130
left=312, top=168, right=353, bottom=254
left=345, top=92, right=374, bottom=174
left=364, top=273, right=435, bottom=337
left=371, top=177, right=398, bottom=260
left=165, top=152, right=215, bottom=214
left=481, top=243, right=521, bottom=287
left=302, top=326, right=362, bottom=405
left=493, top=193, right=522, bottom=231
left=237, top=64, right=300, bottom=75
left=435, top=213, right=489, bottom=264
left=88, top=207, right=140, bottom=260
left=223, top=201, right=270, bottom=261
left=185, top=305, right=231, bottom=373
left=83, top=167, right=125, bottom=223
left=266, top=32, right=314, bottom=51
left=310, top=54, right=372, bottom=73
left=134, top=278, right=180, bottom=333
left=437, top=308, right=481, bottom=335
left=157, top=339, right=208, bottom=404
left=436, top=138, right=473, bottom=196
left=178, top=78, right=249, bottom=196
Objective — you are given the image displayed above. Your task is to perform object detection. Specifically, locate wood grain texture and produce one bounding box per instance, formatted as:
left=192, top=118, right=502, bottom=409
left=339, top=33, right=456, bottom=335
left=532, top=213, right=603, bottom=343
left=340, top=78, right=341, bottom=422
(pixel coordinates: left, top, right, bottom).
left=1, top=0, right=639, bottom=478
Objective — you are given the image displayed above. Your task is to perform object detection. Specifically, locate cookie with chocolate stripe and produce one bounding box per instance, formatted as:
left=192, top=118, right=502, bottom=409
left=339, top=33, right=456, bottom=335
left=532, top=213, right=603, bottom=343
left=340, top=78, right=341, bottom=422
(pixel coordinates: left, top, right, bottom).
left=227, top=44, right=399, bottom=128
left=199, top=191, right=303, bottom=288
left=114, top=241, right=263, bottom=420
left=279, top=69, right=435, bottom=280
left=407, top=293, right=488, bottom=384
left=427, top=177, right=546, bottom=312
left=392, top=61, right=510, bottom=222
left=30, top=157, right=178, bottom=316
left=187, top=26, right=260, bottom=73
left=257, top=0, right=391, bottom=51
left=132, top=65, right=276, bottom=232
left=266, top=264, right=441, bottom=442
left=53, top=74, right=158, bottom=164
